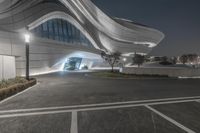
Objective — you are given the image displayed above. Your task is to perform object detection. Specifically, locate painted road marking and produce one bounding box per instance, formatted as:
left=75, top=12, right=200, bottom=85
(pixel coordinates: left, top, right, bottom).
left=1, top=96, right=200, bottom=114
left=196, top=100, right=200, bottom=103
left=146, top=105, right=196, bottom=133
left=0, top=97, right=200, bottom=118
left=0, top=109, right=73, bottom=118
left=70, top=111, right=78, bottom=133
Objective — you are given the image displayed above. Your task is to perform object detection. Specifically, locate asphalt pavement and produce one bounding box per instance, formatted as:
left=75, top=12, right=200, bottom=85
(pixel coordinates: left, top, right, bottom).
left=0, top=71, right=200, bottom=133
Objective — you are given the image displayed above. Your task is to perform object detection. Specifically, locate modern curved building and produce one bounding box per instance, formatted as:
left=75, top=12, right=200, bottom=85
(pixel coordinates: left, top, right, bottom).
left=0, top=0, right=164, bottom=80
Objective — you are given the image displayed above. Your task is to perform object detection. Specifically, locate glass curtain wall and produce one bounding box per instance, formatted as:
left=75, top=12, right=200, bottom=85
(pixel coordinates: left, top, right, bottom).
left=31, top=19, right=93, bottom=48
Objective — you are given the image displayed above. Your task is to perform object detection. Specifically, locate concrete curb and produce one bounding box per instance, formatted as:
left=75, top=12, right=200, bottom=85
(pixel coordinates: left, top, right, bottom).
left=85, top=73, right=175, bottom=80
left=0, top=78, right=37, bottom=101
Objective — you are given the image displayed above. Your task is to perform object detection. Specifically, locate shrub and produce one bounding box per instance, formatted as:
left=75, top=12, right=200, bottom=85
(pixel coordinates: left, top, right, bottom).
left=133, top=54, right=145, bottom=67
left=159, top=61, right=173, bottom=65
left=0, top=77, right=28, bottom=89
left=0, top=78, right=36, bottom=101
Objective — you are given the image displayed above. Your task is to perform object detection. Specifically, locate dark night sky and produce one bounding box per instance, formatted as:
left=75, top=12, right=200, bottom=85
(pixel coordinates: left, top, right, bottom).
left=92, top=0, right=200, bottom=56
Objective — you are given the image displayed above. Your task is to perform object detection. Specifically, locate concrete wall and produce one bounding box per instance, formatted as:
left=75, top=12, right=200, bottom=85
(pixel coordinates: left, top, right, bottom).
left=0, top=30, right=100, bottom=77
left=0, top=55, right=16, bottom=80
left=121, top=67, right=200, bottom=77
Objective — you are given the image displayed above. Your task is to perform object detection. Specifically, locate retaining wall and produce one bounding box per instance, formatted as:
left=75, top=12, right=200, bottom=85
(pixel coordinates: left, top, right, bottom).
left=121, top=67, right=200, bottom=77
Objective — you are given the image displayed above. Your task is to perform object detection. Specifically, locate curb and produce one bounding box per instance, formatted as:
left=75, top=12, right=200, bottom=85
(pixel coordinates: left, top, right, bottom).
left=85, top=73, right=175, bottom=80
left=0, top=78, right=37, bottom=101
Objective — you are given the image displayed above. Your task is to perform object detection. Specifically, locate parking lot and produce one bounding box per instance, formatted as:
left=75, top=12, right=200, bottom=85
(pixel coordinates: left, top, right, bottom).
left=0, top=72, right=200, bottom=133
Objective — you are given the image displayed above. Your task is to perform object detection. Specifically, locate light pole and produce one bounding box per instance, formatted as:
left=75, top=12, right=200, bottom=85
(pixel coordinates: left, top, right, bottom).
left=24, top=29, right=30, bottom=80
left=123, top=57, right=127, bottom=67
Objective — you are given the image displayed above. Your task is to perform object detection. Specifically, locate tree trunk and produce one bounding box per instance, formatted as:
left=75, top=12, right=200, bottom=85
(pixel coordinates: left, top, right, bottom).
left=111, top=59, right=116, bottom=72
left=111, top=65, right=114, bottom=72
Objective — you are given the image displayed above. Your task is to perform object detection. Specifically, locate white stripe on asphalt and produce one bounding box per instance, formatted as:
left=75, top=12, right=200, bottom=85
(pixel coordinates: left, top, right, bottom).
left=0, top=98, right=199, bottom=118
left=73, top=98, right=200, bottom=112
left=0, top=95, right=200, bottom=114
left=0, top=109, right=73, bottom=118
left=145, top=105, right=196, bottom=133
left=70, top=111, right=78, bottom=133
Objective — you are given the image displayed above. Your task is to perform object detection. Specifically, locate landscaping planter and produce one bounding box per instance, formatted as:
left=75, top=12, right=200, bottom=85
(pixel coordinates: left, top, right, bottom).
left=0, top=78, right=37, bottom=101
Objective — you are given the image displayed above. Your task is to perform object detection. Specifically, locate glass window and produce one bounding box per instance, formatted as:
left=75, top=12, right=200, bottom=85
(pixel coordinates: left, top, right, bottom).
left=42, top=22, right=48, bottom=38
left=38, top=25, right=43, bottom=37
left=42, top=22, right=48, bottom=32
left=58, top=19, right=63, bottom=41
left=67, top=23, right=72, bottom=43
left=76, top=29, right=80, bottom=44
left=71, top=25, right=76, bottom=44
left=71, top=25, right=75, bottom=36
left=48, top=20, right=54, bottom=39
left=67, top=22, right=71, bottom=36
left=63, top=21, right=68, bottom=43
left=53, top=19, right=59, bottom=41
left=30, top=18, right=93, bottom=48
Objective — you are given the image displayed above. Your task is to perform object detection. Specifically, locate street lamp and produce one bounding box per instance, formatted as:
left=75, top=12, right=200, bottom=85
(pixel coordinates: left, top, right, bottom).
left=122, top=57, right=127, bottom=67
left=24, top=29, right=31, bottom=80
left=123, top=58, right=127, bottom=62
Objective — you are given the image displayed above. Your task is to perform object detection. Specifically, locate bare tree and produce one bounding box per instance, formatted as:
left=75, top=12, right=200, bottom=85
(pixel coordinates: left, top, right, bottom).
left=188, top=54, right=198, bottom=64
left=179, top=54, right=198, bottom=65
left=133, top=54, right=145, bottom=67
left=101, top=51, right=121, bottom=72
left=179, top=54, right=188, bottom=64
left=171, top=56, right=177, bottom=65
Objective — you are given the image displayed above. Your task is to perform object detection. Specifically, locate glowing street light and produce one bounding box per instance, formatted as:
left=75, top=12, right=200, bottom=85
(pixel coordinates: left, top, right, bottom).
left=24, top=28, right=31, bottom=80
left=122, top=57, right=127, bottom=67
left=24, top=33, right=30, bottom=43
left=123, top=58, right=127, bottom=62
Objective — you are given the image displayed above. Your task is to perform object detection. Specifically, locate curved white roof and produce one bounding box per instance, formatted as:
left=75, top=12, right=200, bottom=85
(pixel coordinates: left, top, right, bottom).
left=0, top=0, right=164, bottom=55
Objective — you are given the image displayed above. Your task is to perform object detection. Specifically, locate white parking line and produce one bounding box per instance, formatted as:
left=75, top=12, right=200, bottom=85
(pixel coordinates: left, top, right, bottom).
left=0, top=109, right=72, bottom=118
left=70, top=111, right=78, bottom=133
left=196, top=100, right=200, bottom=103
left=0, top=95, right=200, bottom=114
left=0, top=96, right=199, bottom=118
left=74, top=98, right=200, bottom=112
left=145, top=105, right=196, bottom=133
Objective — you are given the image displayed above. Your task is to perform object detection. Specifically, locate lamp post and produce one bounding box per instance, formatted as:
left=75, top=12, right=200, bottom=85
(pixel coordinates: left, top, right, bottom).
left=123, top=57, right=127, bottom=67
left=24, top=30, right=30, bottom=80
left=123, top=58, right=127, bottom=62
